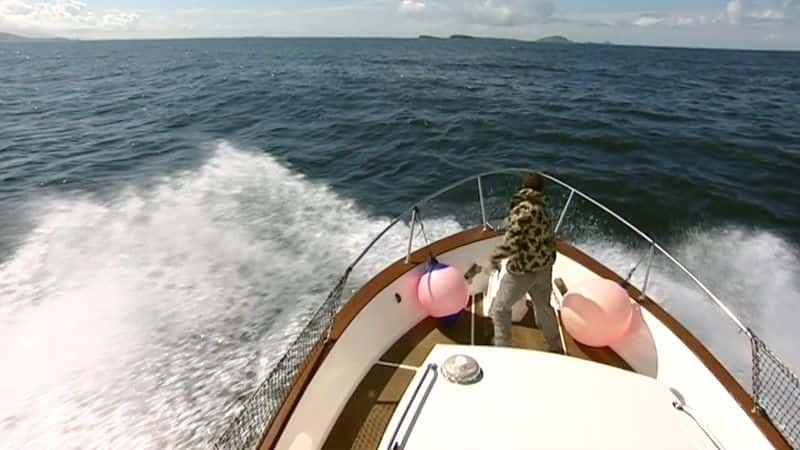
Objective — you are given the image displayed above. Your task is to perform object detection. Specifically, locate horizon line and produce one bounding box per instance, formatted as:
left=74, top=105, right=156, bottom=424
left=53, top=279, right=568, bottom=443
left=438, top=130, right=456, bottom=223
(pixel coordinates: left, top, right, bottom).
left=3, top=32, right=799, bottom=53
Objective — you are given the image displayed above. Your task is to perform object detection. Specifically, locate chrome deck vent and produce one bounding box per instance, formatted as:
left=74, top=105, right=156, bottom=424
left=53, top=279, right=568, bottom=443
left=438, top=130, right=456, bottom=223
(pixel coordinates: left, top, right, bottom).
left=441, top=354, right=482, bottom=385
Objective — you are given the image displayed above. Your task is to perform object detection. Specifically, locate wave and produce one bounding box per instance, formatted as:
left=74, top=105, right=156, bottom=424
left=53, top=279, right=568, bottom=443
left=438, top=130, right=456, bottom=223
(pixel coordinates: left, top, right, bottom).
left=0, top=141, right=460, bottom=449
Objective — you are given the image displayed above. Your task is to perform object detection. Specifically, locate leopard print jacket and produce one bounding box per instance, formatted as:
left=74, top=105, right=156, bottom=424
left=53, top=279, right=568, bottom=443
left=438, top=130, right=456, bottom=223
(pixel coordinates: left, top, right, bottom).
left=489, top=188, right=556, bottom=274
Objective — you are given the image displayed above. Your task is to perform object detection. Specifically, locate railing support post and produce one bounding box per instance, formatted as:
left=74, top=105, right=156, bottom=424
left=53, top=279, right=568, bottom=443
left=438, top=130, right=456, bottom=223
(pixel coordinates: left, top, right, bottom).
left=639, top=243, right=655, bottom=301
left=750, top=335, right=761, bottom=413
left=554, top=189, right=574, bottom=235
left=477, top=176, right=488, bottom=229
left=405, top=208, right=417, bottom=264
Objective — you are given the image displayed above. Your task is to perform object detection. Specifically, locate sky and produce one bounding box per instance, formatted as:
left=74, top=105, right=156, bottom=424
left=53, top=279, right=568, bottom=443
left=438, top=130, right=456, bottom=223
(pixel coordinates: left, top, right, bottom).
left=0, top=0, right=798, bottom=49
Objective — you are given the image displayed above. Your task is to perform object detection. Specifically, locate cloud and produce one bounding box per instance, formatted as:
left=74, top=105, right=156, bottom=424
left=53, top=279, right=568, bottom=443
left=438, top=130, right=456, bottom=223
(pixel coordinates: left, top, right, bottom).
left=625, top=0, right=799, bottom=29
left=464, top=0, right=554, bottom=26
left=674, top=16, right=694, bottom=26
left=0, top=0, right=138, bottom=35
left=725, top=0, right=800, bottom=24
left=727, top=0, right=743, bottom=24
left=629, top=11, right=717, bottom=28
left=632, top=14, right=665, bottom=27
left=398, top=0, right=426, bottom=15
left=399, top=0, right=794, bottom=31
left=398, top=0, right=555, bottom=26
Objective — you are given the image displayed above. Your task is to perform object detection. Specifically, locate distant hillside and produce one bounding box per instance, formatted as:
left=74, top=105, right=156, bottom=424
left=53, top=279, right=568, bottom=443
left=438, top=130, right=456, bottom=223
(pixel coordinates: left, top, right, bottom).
left=535, top=35, right=573, bottom=44
left=0, top=32, right=25, bottom=42
left=418, top=34, right=523, bottom=44
left=0, top=31, right=68, bottom=42
left=417, top=34, right=575, bottom=45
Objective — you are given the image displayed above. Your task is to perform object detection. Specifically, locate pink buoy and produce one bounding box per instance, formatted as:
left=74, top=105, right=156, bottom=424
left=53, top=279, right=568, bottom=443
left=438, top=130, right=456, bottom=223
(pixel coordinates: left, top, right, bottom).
left=417, top=261, right=468, bottom=319
left=610, top=303, right=659, bottom=376
left=560, top=278, right=633, bottom=347
left=396, top=266, right=424, bottom=305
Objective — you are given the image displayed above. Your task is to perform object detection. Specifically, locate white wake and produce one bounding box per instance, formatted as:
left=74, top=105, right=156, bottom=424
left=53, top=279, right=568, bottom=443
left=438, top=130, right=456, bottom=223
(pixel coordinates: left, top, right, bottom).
left=0, top=141, right=460, bottom=449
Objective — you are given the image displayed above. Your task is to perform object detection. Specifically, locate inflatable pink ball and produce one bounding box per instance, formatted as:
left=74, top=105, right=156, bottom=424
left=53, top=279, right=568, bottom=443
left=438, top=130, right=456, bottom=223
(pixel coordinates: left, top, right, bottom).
left=615, top=302, right=646, bottom=343
left=396, top=267, right=423, bottom=305
left=561, top=278, right=633, bottom=347
left=417, top=262, right=468, bottom=318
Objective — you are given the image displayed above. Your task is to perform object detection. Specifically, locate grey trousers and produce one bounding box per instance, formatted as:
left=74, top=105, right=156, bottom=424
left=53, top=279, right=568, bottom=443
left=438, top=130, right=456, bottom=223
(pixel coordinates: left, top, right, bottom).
left=490, top=265, right=561, bottom=352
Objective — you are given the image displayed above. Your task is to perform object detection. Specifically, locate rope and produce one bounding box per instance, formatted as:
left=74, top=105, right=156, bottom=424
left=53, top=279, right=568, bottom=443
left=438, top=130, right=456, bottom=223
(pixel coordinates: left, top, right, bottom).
left=412, top=206, right=443, bottom=308
left=620, top=246, right=649, bottom=288
left=413, top=207, right=430, bottom=246
left=412, top=206, right=437, bottom=263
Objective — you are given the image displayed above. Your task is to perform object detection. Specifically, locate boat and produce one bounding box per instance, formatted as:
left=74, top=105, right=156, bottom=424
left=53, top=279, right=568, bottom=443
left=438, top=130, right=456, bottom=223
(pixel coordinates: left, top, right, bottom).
left=213, top=169, right=799, bottom=449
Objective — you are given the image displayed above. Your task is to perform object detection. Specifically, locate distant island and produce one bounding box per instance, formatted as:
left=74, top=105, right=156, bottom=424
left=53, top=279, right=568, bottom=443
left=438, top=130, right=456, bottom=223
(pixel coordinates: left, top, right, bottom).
left=418, top=34, right=576, bottom=44
left=0, top=32, right=68, bottom=42
left=536, top=35, right=572, bottom=44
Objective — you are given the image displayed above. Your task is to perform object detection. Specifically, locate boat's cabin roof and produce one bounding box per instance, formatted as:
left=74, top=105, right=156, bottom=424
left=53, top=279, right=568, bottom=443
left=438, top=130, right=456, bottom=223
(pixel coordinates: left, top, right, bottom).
left=380, top=344, right=719, bottom=450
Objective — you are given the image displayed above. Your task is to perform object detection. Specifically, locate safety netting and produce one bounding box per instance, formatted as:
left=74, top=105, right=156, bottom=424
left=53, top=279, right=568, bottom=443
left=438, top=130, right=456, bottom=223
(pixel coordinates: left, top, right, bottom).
left=213, top=273, right=348, bottom=450
left=751, top=333, right=800, bottom=449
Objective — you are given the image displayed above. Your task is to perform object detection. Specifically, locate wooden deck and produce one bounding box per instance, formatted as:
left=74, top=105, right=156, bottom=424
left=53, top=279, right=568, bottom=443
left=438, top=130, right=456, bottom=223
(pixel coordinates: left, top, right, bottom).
left=323, top=294, right=631, bottom=449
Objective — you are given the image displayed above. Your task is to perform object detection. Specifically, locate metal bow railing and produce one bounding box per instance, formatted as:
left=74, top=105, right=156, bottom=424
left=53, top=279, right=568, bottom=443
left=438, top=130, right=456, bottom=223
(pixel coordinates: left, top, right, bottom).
left=213, top=169, right=799, bottom=449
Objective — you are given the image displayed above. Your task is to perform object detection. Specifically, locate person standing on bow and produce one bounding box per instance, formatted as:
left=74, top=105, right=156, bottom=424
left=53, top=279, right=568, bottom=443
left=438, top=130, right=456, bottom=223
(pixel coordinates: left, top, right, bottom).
left=488, top=172, right=561, bottom=353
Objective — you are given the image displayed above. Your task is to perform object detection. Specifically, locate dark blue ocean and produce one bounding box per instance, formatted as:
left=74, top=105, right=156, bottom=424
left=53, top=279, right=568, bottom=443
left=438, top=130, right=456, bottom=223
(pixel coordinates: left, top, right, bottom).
left=1, top=38, right=799, bottom=448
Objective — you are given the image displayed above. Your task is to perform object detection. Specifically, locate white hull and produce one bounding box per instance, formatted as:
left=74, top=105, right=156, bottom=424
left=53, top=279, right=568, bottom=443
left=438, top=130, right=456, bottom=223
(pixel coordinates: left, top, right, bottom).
left=213, top=171, right=796, bottom=450
left=278, top=233, right=772, bottom=450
